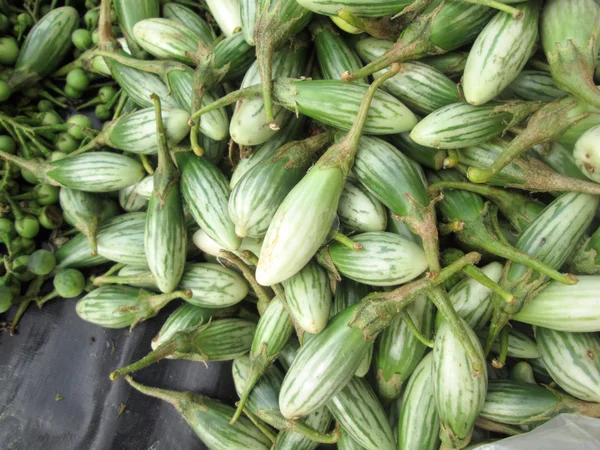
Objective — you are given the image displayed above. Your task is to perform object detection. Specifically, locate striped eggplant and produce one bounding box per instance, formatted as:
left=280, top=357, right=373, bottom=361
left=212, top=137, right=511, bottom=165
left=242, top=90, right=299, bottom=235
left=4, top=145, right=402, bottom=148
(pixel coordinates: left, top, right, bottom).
left=352, top=135, right=439, bottom=274
left=397, top=352, right=440, bottom=450
left=535, top=327, right=600, bottom=402
left=282, top=261, right=332, bottom=334
left=110, top=318, right=256, bottom=379
left=176, top=151, right=241, bottom=251
left=573, top=125, right=600, bottom=183
left=95, top=213, right=147, bottom=266
left=501, top=70, right=567, bottom=102
left=230, top=43, right=308, bottom=146
left=311, top=19, right=365, bottom=83
left=279, top=304, right=372, bottom=418
left=76, top=285, right=190, bottom=329
left=55, top=233, right=110, bottom=269
left=132, top=18, right=203, bottom=65
left=230, top=116, right=306, bottom=188
left=232, top=356, right=339, bottom=442
left=375, top=295, right=433, bottom=401
left=162, top=3, right=215, bottom=43
left=256, top=68, right=404, bottom=286
left=114, top=0, right=160, bottom=57
left=481, top=379, right=600, bottom=426
left=296, top=0, right=410, bottom=16
left=240, top=0, right=257, bottom=45
left=342, top=1, right=496, bottom=81
left=212, top=32, right=256, bottom=81
left=462, top=0, right=541, bottom=105
left=229, top=132, right=331, bottom=238
left=434, top=262, right=503, bottom=331
left=433, top=318, right=488, bottom=449
left=529, top=358, right=554, bottom=385
left=541, top=0, right=600, bottom=109
left=204, top=0, right=242, bottom=36
left=274, top=403, right=334, bottom=450
left=59, top=188, right=107, bottom=254
left=325, top=232, right=428, bottom=286
left=356, top=37, right=460, bottom=114
left=191, top=229, right=262, bottom=266
left=386, top=132, right=447, bottom=170
left=513, top=276, right=600, bottom=332
left=482, top=328, right=540, bottom=359
left=125, top=377, right=271, bottom=450
left=338, top=176, right=387, bottom=232
left=8, top=7, right=79, bottom=91
left=116, top=265, right=160, bottom=291
left=145, top=96, right=187, bottom=293
left=230, top=297, right=294, bottom=423
left=328, top=377, right=395, bottom=450
left=0, top=151, right=145, bottom=193
left=118, top=184, right=148, bottom=213
left=409, top=102, right=519, bottom=149
left=485, top=192, right=598, bottom=354
left=420, top=51, right=468, bottom=77
left=251, top=0, right=312, bottom=127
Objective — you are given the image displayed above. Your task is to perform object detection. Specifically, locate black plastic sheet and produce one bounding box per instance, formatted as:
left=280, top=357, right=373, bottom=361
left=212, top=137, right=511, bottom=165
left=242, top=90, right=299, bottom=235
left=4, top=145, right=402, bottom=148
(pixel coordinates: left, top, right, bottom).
left=0, top=298, right=236, bottom=450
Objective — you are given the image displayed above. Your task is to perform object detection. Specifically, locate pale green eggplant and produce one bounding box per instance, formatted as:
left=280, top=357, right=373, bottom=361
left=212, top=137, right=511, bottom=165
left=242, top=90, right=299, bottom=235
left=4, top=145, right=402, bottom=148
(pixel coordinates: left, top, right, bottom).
left=229, top=132, right=331, bottom=238
left=536, top=327, right=600, bottom=402
left=386, top=132, right=447, bottom=170
left=176, top=151, right=241, bottom=251
left=573, top=125, right=600, bottom=183
left=338, top=176, right=387, bottom=232
left=118, top=184, right=148, bottom=213
left=162, top=3, right=215, bottom=43
left=541, top=0, right=600, bottom=110
left=375, top=295, right=433, bottom=401
left=502, top=70, right=567, bottom=102
left=326, top=232, right=428, bottom=286
left=274, top=404, right=334, bottom=450
left=282, top=261, right=332, bottom=334
left=133, top=18, right=203, bottom=65
left=482, top=328, right=540, bottom=359
left=117, top=265, right=159, bottom=291
left=205, top=0, right=242, bottom=36
left=76, top=285, right=190, bottom=329
left=463, top=0, right=541, bottom=105
left=397, top=352, right=440, bottom=450
left=114, top=0, right=160, bottom=57
left=328, top=377, right=395, bottom=450
left=212, top=32, right=256, bottom=81
left=279, top=304, right=372, bottom=418
left=95, top=213, right=147, bottom=266
left=125, top=377, right=271, bottom=450
left=296, top=0, right=410, bottom=16
left=433, top=319, right=487, bottom=448
left=420, top=52, right=468, bottom=77
left=55, top=233, right=110, bottom=269
left=59, top=188, right=108, bottom=254
left=513, top=276, right=600, bottom=332
left=230, top=43, right=308, bottom=146
left=0, top=151, right=145, bottom=193
left=191, top=229, right=262, bottom=266
left=240, top=0, right=257, bottom=45
left=135, top=176, right=154, bottom=200
left=510, top=361, right=537, bottom=384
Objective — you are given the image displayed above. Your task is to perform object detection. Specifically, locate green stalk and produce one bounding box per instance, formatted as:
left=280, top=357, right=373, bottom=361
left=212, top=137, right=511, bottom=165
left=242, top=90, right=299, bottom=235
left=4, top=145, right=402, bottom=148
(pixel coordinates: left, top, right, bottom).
left=335, top=8, right=402, bottom=40
left=241, top=408, right=278, bottom=443
left=331, top=232, right=363, bottom=251
left=475, top=418, right=523, bottom=436
left=399, top=309, right=434, bottom=348
left=190, top=84, right=262, bottom=122
left=463, top=265, right=515, bottom=305
left=491, top=326, right=509, bottom=369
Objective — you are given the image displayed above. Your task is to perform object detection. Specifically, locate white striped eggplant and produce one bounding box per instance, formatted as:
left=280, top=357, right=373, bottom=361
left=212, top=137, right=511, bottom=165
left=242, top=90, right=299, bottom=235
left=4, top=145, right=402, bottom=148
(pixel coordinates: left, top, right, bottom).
left=324, top=231, right=428, bottom=286
left=279, top=304, right=372, bottom=418
left=374, top=295, right=433, bottom=402
left=125, top=377, right=271, bottom=450
left=191, top=229, right=262, bottom=266
left=230, top=116, right=306, bottom=188
left=327, top=377, right=395, bottom=450
left=0, top=151, right=145, bottom=193
left=229, top=132, right=331, bottom=238
left=212, top=32, right=256, bottom=81
left=192, top=78, right=418, bottom=136
left=397, top=352, right=440, bottom=450
left=241, top=0, right=258, bottom=45
left=296, top=0, right=410, bottom=16
left=353, top=136, right=440, bottom=274
left=462, top=0, right=541, bottom=105
left=311, top=19, right=365, bottom=83
left=541, top=0, right=600, bottom=109
left=485, top=192, right=598, bottom=354
left=342, top=1, right=497, bottom=81
left=573, top=125, right=600, bottom=183
left=433, top=318, right=488, bottom=449
left=481, top=328, right=540, bottom=360
left=145, top=96, right=187, bottom=293
left=176, top=151, right=241, bottom=251
left=114, top=0, right=160, bottom=58
left=59, top=188, right=107, bottom=254
left=232, top=356, right=339, bottom=443
left=355, top=37, right=460, bottom=114
left=230, top=42, right=308, bottom=146
left=251, top=0, right=312, bottom=127
left=255, top=66, right=404, bottom=286
left=8, top=7, right=79, bottom=92
left=282, top=261, right=332, bottom=334
left=481, top=379, right=600, bottom=426
left=204, top=0, right=242, bottom=36
left=535, top=327, right=600, bottom=402
left=386, top=132, right=447, bottom=170
left=273, top=403, right=334, bottom=450
left=230, top=297, right=294, bottom=423
left=513, top=276, right=600, bottom=332
left=76, top=285, right=191, bottom=329
left=95, top=213, right=148, bottom=266
left=110, top=318, right=256, bottom=379
left=162, top=3, right=215, bottom=43
left=118, top=184, right=148, bottom=213
left=115, top=265, right=160, bottom=291
left=420, top=51, right=468, bottom=77
left=337, top=176, right=387, bottom=233
left=434, top=262, right=503, bottom=331
left=55, top=232, right=110, bottom=269
left=501, top=70, right=567, bottom=102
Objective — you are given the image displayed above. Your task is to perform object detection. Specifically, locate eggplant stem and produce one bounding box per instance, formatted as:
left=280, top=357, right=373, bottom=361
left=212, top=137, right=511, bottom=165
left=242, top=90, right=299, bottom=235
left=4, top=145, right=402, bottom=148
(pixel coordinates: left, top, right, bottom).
left=241, top=407, right=277, bottom=443
left=331, top=232, right=363, bottom=251
left=463, top=265, right=515, bottom=305
left=400, top=310, right=434, bottom=348
left=491, top=326, right=509, bottom=368
left=475, top=417, right=523, bottom=436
